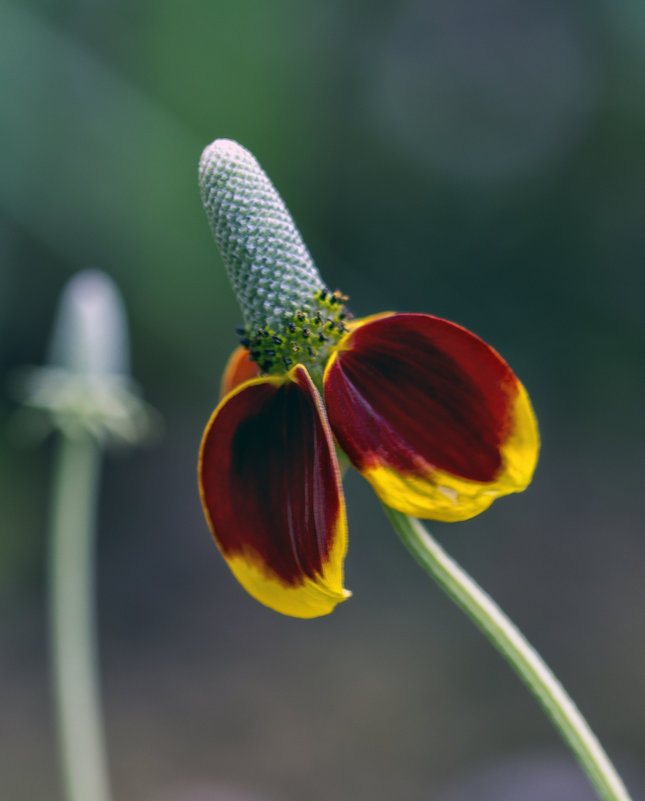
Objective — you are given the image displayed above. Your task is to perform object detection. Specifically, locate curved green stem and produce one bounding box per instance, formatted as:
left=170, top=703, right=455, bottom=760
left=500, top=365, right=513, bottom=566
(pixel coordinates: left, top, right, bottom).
left=49, top=433, right=111, bottom=801
left=384, top=506, right=632, bottom=801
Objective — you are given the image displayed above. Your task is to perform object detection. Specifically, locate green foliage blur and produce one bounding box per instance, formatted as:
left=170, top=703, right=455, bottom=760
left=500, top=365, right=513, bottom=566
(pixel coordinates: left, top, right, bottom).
left=1, top=1, right=644, bottom=800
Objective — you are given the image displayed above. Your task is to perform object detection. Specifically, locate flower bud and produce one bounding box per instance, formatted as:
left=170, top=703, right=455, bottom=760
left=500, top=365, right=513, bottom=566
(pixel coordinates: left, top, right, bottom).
left=48, top=269, right=130, bottom=376
left=17, top=270, right=157, bottom=446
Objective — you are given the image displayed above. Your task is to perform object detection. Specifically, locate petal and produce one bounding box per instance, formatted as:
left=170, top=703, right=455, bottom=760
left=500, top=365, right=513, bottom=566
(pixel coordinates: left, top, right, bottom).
left=199, top=364, right=350, bottom=617
left=220, top=345, right=261, bottom=398
left=324, top=313, right=539, bottom=521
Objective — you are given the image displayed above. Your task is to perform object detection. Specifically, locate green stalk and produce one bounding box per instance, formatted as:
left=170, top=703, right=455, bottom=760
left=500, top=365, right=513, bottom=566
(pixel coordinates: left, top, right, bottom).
left=384, top=506, right=632, bottom=801
left=49, top=432, right=111, bottom=801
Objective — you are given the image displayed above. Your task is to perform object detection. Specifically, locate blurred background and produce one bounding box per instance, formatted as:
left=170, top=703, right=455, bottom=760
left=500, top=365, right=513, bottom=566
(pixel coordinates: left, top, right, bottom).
left=1, top=0, right=644, bottom=799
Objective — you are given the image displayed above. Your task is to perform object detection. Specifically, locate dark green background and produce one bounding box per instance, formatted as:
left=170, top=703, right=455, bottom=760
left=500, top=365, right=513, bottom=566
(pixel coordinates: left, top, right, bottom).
left=1, top=1, right=644, bottom=799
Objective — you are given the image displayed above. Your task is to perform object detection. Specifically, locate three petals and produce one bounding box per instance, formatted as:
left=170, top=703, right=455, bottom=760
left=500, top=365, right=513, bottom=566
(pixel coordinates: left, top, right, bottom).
left=199, top=313, right=539, bottom=617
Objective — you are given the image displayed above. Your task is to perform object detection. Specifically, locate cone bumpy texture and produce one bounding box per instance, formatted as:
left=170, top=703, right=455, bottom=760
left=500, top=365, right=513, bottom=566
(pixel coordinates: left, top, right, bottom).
left=199, top=139, right=325, bottom=334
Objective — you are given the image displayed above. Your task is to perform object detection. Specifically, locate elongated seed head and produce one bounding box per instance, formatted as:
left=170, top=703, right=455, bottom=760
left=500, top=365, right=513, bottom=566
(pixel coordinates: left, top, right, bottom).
left=199, top=139, right=325, bottom=334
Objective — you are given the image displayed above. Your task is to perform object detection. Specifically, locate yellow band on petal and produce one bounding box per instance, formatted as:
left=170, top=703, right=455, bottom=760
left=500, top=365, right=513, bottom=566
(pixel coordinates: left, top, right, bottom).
left=225, top=522, right=351, bottom=618
left=362, top=383, right=539, bottom=522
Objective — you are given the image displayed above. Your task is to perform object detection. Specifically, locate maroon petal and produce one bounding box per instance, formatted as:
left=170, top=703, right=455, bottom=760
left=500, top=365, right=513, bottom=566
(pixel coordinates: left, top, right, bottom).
left=324, top=313, right=539, bottom=520
left=199, top=365, right=349, bottom=616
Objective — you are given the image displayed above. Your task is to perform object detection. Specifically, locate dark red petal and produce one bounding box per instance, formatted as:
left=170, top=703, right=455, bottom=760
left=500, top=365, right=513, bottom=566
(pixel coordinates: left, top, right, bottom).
left=324, top=314, right=521, bottom=483
left=199, top=366, right=348, bottom=616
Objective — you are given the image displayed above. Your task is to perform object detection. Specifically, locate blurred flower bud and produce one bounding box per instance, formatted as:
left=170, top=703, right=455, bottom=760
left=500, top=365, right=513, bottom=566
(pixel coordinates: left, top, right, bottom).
left=16, top=269, right=159, bottom=446
left=48, top=269, right=130, bottom=376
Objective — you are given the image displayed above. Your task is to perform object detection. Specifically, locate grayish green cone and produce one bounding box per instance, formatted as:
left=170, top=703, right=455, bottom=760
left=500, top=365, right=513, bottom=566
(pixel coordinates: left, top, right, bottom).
left=199, top=139, right=325, bottom=335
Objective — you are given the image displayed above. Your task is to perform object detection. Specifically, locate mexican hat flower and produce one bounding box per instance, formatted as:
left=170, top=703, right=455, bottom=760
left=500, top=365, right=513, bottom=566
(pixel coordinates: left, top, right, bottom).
left=198, top=140, right=539, bottom=618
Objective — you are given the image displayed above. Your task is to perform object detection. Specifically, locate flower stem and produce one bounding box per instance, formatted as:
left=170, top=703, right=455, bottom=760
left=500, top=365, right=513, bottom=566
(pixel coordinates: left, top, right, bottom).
left=49, top=432, right=112, bottom=801
left=383, top=506, right=632, bottom=801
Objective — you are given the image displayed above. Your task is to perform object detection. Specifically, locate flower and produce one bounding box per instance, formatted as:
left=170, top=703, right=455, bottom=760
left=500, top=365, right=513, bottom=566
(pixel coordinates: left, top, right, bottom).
left=198, top=140, right=539, bottom=618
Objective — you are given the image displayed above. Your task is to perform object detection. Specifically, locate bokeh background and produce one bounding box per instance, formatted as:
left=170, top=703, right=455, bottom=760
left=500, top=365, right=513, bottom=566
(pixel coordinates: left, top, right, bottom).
left=1, top=1, right=644, bottom=799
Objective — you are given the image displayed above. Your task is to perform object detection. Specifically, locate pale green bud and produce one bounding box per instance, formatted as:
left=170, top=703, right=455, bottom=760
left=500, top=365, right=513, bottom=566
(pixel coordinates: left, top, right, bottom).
left=17, top=270, right=158, bottom=446
left=48, top=269, right=130, bottom=376
left=199, top=139, right=325, bottom=335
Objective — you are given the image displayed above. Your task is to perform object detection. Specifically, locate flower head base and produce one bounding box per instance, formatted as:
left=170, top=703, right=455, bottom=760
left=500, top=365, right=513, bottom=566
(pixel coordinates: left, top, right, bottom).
left=198, top=140, right=539, bottom=618
left=236, top=289, right=350, bottom=382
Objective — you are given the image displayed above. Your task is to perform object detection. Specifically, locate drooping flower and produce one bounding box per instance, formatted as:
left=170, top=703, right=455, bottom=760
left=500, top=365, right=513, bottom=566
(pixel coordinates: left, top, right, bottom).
left=198, top=140, right=539, bottom=618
